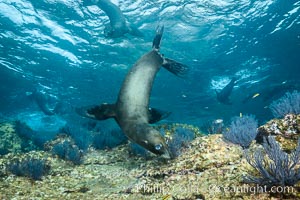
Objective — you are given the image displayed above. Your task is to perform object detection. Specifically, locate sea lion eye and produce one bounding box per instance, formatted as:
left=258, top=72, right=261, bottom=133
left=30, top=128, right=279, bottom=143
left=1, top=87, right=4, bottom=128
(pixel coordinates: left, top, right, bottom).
left=155, top=144, right=162, bottom=150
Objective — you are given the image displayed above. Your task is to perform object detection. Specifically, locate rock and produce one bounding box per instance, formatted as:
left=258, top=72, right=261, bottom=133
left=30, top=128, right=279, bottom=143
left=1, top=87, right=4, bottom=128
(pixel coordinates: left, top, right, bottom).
left=0, top=122, right=38, bottom=155
left=0, top=121, right=299, bottom=199
left=256, top=114, right=300, bottom=151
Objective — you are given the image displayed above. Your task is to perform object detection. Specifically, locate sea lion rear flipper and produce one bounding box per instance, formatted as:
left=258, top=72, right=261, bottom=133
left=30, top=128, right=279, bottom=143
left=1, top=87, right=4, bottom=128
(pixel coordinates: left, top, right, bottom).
left=162, top=58, right=189, bottom=77
left=76, top=103, right=116, bottom=120
left=152, top=25, right=164, bottom=50
left=148, top=108, right=171, bottom=124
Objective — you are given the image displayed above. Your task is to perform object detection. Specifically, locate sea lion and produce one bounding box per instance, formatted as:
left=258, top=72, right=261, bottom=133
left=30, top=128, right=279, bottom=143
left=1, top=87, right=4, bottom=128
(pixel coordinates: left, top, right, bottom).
left=27, top=89, right=71, bottom=115
left=216, top=77, right=237, bottom=105
left=27, top=89, right=58, bottom=115
left=77, top=26, right=188, bottom=159
left=83, top=0, right=143, bottom=38
left=242, top=82, right=298, bottom=104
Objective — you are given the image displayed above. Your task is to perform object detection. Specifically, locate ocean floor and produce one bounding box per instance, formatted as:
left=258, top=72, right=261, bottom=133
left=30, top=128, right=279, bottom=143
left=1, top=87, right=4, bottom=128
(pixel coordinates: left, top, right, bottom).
left=0, top=115, right=300, bottom=200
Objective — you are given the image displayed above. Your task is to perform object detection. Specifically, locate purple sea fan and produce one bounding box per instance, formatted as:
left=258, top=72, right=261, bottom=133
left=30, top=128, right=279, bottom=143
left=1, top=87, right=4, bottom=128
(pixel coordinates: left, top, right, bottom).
left=223, top=115, right=258, bottom=149
left=269, top=90, right=300, bottom=118
left=168, top=127, right=195, bottom=158
left=6, top=157, right=50, bottom=181
left=244, top=136, right=300, bottom=188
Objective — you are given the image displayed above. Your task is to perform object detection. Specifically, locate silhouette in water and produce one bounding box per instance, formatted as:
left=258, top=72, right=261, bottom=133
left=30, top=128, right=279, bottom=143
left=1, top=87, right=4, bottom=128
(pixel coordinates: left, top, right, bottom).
left=27, top=89, right=70, bottom=115
left=242, top=81, right=298, bottom=104
left=216, top=77, right=237, bottom=105
left=83, top=0, right=143, bottom=38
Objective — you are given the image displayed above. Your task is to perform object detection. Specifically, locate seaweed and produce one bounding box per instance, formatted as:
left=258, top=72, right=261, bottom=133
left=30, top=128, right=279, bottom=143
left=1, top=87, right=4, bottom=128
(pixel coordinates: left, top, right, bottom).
left=0, top=148, right=9, bottom=155
left=6, top=156, right=50, bottom=181
left=92, top=129, right=127, bottom=150
left=223, top=115, right=258, bottom=148
left=201, top=119, right=224, bottom=134
left=269, top=90, right=300, bottom=118
left=168, top=127, right=195, bottom=158
left=15, top=120, right=53, bottom=148
left=129, top=143, right=149, bottom=158
left=60, top=125, right=92, bottom=151
left=51, top=140, right=83, bottom=165
left=244, top=136, right=300, bottom=188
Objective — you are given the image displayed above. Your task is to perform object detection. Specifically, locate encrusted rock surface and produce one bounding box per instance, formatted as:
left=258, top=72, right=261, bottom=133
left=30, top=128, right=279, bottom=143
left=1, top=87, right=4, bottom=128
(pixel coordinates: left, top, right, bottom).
left=0, top=122, right=37, bottom=155
left=257, top=114, right=300, bottom=151
left=0, top=119, right=299, bottom=200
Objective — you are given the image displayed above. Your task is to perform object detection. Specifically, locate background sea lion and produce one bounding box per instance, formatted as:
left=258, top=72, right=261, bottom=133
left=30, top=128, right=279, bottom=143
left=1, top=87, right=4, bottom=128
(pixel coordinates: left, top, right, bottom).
left=27, top=89, right=71, bottom=116
left=216, top=77, right=237, bottom=105
left=27, top=89, right=58, bottom=115
left=83, top=0, right=143, bottom=38
left=77, top=26, right=188, bottom=159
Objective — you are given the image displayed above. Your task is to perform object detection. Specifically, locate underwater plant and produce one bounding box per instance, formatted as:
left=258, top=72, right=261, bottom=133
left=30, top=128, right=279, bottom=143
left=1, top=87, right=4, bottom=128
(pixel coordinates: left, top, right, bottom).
left=61, top=125, right=92, bottom=151
left=15, top=120, right=56, bottom=148
left=0, top=148, right=9, bottom=155
left=14, top=121, right=35, bottom=139
left=51, top=141, right=83, bottom=165
left=92, top=129, right=127, bottom=150
left=223, top=115, right=258, bottom=149
left=269, top=90, right=300, bottom=118
left=6, top=156, right=50, bottom=181
left=244, top=136, right=300, bottom=188
left=129, top=143, right=149, bottom=158
left=168, top=127, right=195, bottom=158
left=201, top=119, right=224, bottom=134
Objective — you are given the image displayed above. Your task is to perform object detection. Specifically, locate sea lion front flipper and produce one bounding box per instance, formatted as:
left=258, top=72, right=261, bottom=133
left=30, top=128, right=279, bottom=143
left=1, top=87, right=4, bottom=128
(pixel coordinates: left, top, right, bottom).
left=76, top=103, right=116, bottom=120
left=162, top=58, right=189, bottom=77
left=148, top=108, right=171, bottom=124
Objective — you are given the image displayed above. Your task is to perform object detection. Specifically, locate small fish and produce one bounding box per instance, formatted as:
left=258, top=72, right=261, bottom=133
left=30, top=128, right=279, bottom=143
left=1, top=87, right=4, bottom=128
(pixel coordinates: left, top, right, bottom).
left=214, top=119, right=223, bottom=124
left=252, top=93, right=260, bottom=99
left=162, top=194, right=172, bottom=200
left=240, top=113, right=243, bottom=118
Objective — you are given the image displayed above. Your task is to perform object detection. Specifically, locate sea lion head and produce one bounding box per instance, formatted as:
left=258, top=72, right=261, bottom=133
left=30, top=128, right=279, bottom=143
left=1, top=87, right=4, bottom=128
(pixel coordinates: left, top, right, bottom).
left=135, top=125, right=171, bottom=159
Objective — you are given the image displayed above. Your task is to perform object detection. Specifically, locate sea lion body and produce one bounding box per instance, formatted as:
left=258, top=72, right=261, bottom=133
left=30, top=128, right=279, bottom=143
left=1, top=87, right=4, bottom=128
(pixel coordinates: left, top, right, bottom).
left=27, top=90, right=58, bottom=115
left=77, top=26, right=188, bottom=159
left=117, top=51, right=163, bottom=124
left=216, top=77, right=237, bottom=105
left=115, top=50, right=168, bottom=156
left=83, top=0, right=143, bottom=37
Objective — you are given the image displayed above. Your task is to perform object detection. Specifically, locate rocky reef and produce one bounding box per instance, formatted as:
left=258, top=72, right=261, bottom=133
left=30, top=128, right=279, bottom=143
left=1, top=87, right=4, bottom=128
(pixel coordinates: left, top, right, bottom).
left=257, top=114, right=300, bottom=152
left=0, top=121, right=38, bottom=155
left=0, top=116, right=299, bottom=200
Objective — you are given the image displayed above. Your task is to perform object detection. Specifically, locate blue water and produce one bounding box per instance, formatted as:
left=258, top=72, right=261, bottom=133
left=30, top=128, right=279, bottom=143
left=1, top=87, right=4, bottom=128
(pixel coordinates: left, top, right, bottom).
left=0, top=0, right=299, bottom=133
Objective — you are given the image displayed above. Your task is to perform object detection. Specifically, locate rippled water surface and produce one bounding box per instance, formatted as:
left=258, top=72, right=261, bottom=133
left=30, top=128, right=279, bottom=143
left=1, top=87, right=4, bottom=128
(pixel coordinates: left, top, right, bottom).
left=0, top=0, right=299, bottom=126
